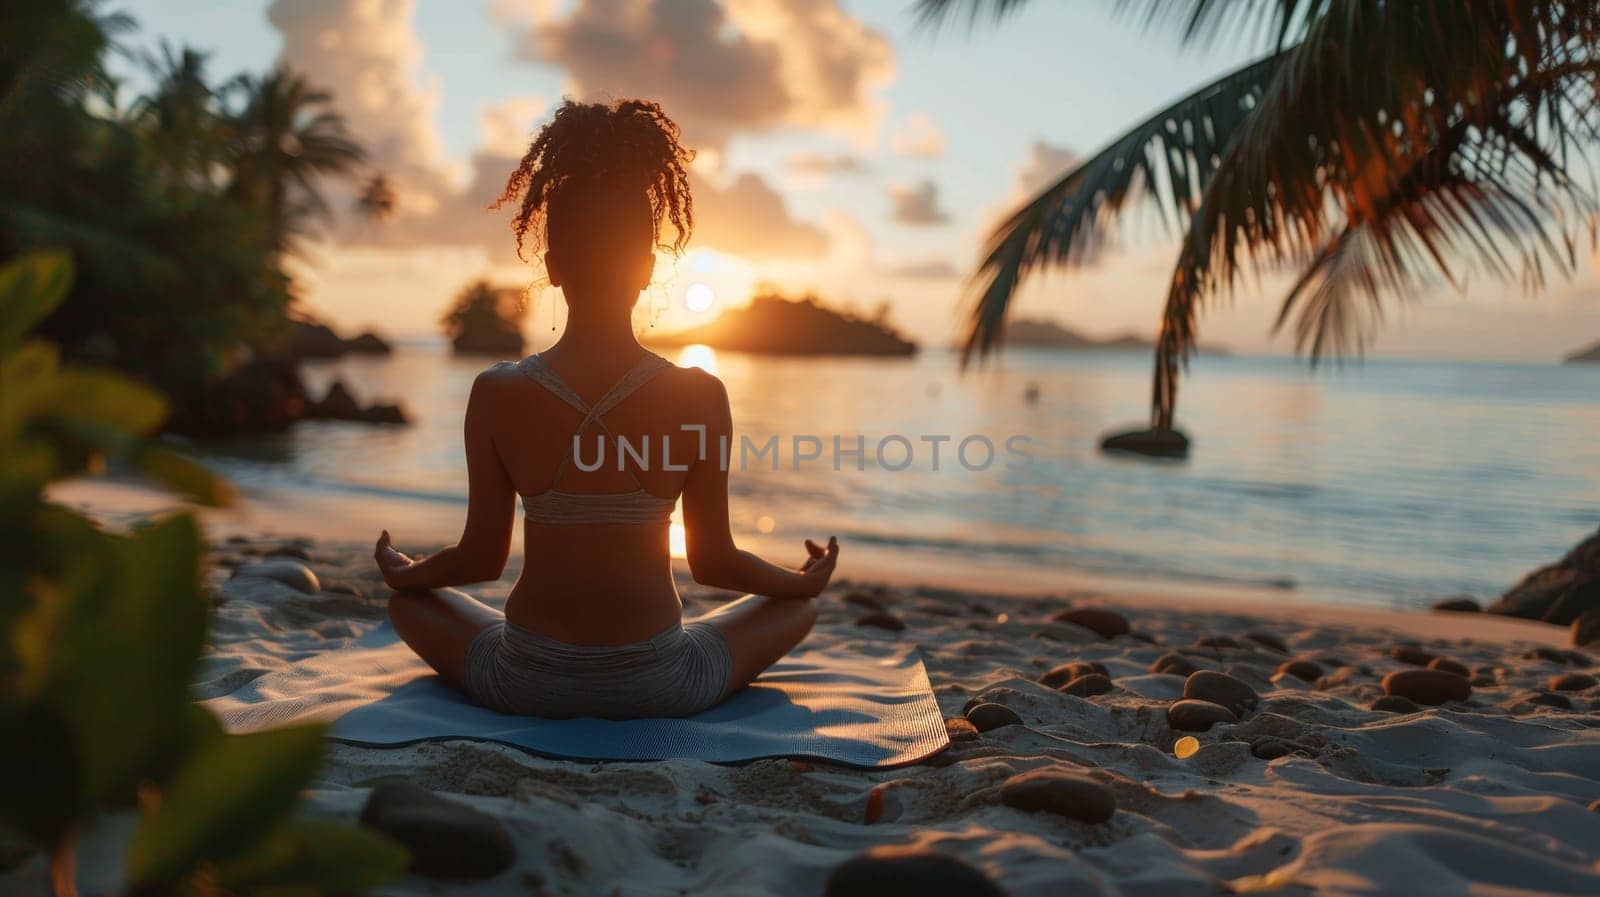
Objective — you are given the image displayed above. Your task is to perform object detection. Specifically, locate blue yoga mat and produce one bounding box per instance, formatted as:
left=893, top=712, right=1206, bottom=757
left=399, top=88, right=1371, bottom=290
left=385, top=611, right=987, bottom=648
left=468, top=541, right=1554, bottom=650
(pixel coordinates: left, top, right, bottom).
left=206, top=622, right=949, bottom=768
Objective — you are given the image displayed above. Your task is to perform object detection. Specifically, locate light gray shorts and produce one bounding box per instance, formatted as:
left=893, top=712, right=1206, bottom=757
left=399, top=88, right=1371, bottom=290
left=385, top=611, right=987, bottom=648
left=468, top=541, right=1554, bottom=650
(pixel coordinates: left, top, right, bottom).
left=462, top=618, right=733, bottom=719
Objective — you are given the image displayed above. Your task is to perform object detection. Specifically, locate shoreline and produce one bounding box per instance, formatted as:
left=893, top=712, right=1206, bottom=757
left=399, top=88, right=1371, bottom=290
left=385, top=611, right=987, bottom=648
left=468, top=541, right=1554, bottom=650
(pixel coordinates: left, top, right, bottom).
left=49, top=475, right=1583, bottom=655
left=50, top=475, right=1527, bottom=619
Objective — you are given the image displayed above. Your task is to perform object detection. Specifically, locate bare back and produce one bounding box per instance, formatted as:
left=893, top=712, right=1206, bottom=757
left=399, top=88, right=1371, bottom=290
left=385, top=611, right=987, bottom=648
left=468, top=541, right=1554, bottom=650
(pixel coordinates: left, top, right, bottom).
left=473, top=350, right=724, bottom=644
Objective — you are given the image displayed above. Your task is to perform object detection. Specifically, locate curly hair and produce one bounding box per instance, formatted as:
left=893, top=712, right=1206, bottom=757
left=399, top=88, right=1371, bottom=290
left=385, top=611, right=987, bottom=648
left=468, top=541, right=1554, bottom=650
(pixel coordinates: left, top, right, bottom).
left=492, top=98, right=695, bottom=262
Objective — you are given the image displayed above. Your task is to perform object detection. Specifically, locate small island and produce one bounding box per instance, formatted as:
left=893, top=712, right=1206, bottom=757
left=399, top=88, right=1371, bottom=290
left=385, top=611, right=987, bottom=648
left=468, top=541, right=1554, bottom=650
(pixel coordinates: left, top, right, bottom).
left=1001, top=317, right=1229, bottom=355
left=646, top=291, right=917, bottom=357
left=1564, top=340, right=1600, bottom=363
left=442, top=280, right=528, bottom=357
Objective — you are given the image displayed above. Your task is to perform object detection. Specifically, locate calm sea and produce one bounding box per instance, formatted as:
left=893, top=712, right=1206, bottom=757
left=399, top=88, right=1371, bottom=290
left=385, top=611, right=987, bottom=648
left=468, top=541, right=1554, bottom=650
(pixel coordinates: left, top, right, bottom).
left=197, top=339, right=1600, bottom=610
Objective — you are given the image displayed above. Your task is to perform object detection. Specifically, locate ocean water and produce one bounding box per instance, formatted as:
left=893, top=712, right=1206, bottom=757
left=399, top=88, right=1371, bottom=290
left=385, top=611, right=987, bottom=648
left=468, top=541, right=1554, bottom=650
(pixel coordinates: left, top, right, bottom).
left=198, top=339, right=1600, bottom=610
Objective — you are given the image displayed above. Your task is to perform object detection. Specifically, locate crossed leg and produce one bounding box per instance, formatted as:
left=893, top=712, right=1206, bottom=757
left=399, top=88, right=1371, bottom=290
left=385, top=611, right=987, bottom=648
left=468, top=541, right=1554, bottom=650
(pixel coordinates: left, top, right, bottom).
left=690, top=593, right=819, bottom=695
left=387, top=587, right=503, bottom=691
left=388, top=588, right=818, bottom=701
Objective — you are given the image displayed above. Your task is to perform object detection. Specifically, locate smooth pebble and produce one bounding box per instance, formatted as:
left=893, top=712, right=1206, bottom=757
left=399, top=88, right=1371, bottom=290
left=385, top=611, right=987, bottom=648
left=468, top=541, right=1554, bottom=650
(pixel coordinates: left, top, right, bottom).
left=1382, top=669, right=1470, bottom=705
left=1183, top=670, right=1259, bottom=717
left=999, top=769, right=1116, bottom=824
left=826, top=846, right=1006, bottom=897
left=965, top=702, right=1023, bottom=732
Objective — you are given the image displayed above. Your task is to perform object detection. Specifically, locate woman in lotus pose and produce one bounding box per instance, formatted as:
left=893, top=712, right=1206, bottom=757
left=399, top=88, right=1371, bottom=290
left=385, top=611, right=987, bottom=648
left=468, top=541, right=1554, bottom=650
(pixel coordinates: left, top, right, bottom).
left=373, top=99, right=839, bottom=719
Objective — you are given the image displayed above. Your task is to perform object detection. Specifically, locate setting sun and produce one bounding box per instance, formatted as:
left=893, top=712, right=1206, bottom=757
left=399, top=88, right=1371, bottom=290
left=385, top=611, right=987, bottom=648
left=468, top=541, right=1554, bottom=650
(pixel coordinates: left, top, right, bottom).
left=684, top=281, right=716, bottom=312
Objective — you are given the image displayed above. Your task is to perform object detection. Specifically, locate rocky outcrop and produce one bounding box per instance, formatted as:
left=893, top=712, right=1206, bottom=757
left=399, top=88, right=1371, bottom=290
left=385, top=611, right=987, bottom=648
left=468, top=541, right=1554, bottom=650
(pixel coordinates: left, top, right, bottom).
left=1488, top=527, right=1600, bottom=625
left=166, top=360, right=408, bottom=437
left=166, top=355, right=312, bottom=436
left=1563, top=340, right=1600, bottom=363
left=1100, top=426, right=1190, bottom=458
left=304, top=379, right=409, bottom=425
left=289, top=312, right=391, bottom=359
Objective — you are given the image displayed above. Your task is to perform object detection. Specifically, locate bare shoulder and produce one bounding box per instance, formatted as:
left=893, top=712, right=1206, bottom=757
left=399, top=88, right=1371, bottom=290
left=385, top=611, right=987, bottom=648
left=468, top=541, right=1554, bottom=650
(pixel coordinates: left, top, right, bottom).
left=474, top=360, right=524, bottom=388
left=660, top=361, right=728, bottom=413
left=468, top=361, right=524, bottom=410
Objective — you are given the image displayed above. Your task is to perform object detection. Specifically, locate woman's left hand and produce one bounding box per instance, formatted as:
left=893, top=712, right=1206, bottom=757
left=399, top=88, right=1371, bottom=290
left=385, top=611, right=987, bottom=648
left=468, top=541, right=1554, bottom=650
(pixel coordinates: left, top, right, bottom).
left=374, top=530, right=415, bottom=588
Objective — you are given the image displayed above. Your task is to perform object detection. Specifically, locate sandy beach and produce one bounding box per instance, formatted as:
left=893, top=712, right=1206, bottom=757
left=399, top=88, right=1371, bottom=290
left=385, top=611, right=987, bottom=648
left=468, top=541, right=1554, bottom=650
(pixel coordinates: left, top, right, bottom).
left=131, top=533, right=1595, bottom=895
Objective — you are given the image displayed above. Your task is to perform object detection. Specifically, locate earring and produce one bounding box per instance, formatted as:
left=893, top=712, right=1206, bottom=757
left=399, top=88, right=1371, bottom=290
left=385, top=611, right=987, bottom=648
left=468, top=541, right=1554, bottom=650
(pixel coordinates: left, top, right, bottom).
left=648, top=254, right=680, bottom=329
left=523, top=276, right=553, bottom=337
left=649, top=281, right=667, bottom=328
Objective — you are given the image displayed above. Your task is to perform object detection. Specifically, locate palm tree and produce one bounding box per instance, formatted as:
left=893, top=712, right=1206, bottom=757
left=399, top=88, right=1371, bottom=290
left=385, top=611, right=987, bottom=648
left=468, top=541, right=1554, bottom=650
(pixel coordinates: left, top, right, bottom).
left=225, top=65, right=365, bottom=254
left=921, top=1, right=1600, bottom=449
left=133, top=42, right=226, bottom=186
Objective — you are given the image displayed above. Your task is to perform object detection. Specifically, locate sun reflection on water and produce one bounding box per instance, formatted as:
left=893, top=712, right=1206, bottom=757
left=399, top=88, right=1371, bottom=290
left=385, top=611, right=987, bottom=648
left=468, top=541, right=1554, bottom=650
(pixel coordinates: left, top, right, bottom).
left=676, top=344, right=718, bottom=374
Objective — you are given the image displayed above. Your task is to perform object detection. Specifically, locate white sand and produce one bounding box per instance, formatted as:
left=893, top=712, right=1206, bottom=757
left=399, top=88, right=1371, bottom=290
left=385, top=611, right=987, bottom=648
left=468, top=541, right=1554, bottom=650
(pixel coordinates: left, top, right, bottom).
left=172, top=535, right=1600, bottom=896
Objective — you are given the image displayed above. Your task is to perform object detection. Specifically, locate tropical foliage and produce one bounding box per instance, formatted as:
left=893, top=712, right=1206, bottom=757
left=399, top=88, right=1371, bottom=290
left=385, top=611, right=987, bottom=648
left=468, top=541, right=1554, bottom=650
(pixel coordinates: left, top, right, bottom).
left=0, top=252, right=406, bottom=896
left=921, top=0, right=1600, bottom=429
left=0, top=0, right=373, bottom=419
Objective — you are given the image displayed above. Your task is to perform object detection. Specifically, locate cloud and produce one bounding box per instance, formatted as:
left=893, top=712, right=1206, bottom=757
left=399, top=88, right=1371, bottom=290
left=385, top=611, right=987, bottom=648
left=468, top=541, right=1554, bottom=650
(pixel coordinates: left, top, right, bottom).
left=362, top=160, right=832, bottom=264
left=890, top=112, right=944, bottom=159
left=786, top=151, right=871, bottom=178
left=477, top=95, right=548, bottom=159
left=971, top=139, right=1082, bottom=241
left=889, top=180, right=950, bottom=226
left=267, top=0, right=457, bottom=207
left=272, top=0, right=832, bottom=264
left=692, top=171, right=830, bottom=259
left=1015, top=139, right=1080, bottom=196
left=885, top=257, right=961, bottom=279
left=517, top=0, right=893, bottom=149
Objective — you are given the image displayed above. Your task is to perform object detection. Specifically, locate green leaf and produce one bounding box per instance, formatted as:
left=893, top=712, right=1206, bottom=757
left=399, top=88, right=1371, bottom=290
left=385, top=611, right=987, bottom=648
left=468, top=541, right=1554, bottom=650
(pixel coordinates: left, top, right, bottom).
left=134, top=444, right=234, bottom=507
left=126, top=725, right=329, bottom=890
left=215, top=817, right=409, bottom=896
left=0, top=252, right=74, bottom=355
left=44, top=368, right=168, bottom=438
left=20, top=513, right=208, bottom=800
left=0, top=341, right=61, bottom=440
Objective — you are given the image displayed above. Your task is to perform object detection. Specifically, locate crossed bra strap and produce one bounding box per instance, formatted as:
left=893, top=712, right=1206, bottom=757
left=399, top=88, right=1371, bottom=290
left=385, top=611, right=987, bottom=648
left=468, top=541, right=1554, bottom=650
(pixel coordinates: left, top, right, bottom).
left=514, top=352, right=678, bottom=525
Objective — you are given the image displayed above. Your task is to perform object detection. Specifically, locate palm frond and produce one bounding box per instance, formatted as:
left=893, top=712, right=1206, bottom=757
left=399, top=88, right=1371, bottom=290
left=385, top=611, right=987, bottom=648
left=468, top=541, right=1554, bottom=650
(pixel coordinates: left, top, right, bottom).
left=1109, top=0, right=1326, bottom=50
left=959, top=50, right=1290, bottom=365
left=1146, top=0, right=1600, bottom=426
left=915, top=0, right=1323, bottom=49
left=913, top=0, right=1034, bottom=32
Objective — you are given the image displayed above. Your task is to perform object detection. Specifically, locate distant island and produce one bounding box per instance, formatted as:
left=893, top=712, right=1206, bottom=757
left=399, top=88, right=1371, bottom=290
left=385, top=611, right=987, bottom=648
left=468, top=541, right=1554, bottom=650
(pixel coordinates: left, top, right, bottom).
left=1001, top=317, right=1230, bottom=355
left=1564, top=340, right=1600, bottom=363
left=646, top=292, right=917, bottom=357
left=442, top=280, right=527, bottom=357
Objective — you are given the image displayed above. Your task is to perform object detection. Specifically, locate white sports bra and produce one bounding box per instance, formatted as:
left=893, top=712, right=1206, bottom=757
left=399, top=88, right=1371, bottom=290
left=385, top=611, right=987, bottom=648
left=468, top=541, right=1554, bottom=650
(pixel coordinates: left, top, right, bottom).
left=513, top=352, right=678, bottom=526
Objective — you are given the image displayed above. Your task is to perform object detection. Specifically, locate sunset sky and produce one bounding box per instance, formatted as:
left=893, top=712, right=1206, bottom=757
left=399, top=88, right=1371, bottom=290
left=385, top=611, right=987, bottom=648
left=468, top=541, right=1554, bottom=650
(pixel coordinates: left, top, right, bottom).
left=120, top=0, right=1600, bottom=360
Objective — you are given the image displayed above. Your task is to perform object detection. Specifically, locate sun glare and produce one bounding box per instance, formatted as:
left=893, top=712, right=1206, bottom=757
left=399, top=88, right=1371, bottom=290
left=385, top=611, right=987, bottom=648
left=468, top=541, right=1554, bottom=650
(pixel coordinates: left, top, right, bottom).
left=670, top=499, right=687, bottom=559
left=684, top=281, right=716, bottom=312
left=678, top=344, right=718, bottom=373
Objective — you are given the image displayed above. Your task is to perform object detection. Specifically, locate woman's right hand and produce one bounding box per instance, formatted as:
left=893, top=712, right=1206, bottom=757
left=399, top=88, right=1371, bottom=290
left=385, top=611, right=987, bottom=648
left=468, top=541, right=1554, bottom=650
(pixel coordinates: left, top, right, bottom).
left=373, top=530, right=415, bottom=589
left=798, top=536, right=839, bottom=597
